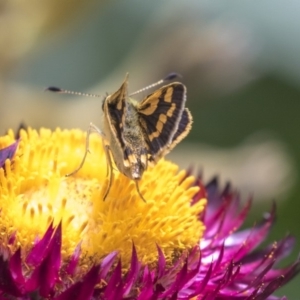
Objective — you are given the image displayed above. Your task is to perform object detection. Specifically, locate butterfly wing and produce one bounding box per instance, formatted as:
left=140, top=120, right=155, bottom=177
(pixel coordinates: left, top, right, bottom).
left=137, top=82, right=187, bottom=162
left=102, top=74, right=128, bottom=155
left=166, top=108, right=193, bottom=154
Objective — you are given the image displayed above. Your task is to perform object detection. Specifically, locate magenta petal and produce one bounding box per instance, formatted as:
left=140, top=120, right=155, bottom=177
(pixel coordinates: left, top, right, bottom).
left=0, top=255, right=23, bottom=296
left=161, top=253, right=200, bottom=298
left=239, top=236, right=295, bottom=281
left=137, top=266, right=155, bottom=300
left=243, top=235, right=295, bottom=267
left=156, top=245, right=166, bottom=279
left=99, top=251, right=118, bottom=280
left=104, top=260, right=123, bottom=299
left=204, top=193, right=252, bottom=243
left=40, top=222, right=62, bottom=296
left=26, top=222, right=55, bottom=266
left=54, top=265, right=101, bottom=300
left=162, top=261, right=188, bottom=297
left=261, top=256, right=300, bottom=295
left=192, top=260, right=213, bottom=295
left=123, top=244, right=140, bottom=296
left=25, top=223, right=62, bottom=297
left=9, top=248, right=25, bottom=287
left=0, top=139, right=19, bottom=168
left=66, top=242, right=81, bottom=276
left=8, top=231, right=17, bottom=245
left=191, top=178, right=207, bottom=207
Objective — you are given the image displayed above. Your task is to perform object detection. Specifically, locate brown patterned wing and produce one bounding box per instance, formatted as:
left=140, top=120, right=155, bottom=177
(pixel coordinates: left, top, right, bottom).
left=103, top=74, right=128, bottom=152
left=137, top=82, right=187, bottom=162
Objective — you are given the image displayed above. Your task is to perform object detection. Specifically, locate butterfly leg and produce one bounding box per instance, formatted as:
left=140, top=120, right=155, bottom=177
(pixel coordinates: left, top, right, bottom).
left=135, top=180, right=146, bottom=202
left=79, top=123, right=113, bottom=201
left=102, top=144, right=114, bottom=201
left=66, top=122, right=105, bottom=177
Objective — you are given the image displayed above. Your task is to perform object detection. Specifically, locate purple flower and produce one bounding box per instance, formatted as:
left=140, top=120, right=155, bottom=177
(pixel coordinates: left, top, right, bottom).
left=0, top=129, right=298, bottom=299
left=0, top=138, right=19, bottom=168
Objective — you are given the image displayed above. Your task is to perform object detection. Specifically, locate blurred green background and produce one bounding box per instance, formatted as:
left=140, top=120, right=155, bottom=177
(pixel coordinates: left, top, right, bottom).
left=1, top=0, right=300, bottom=296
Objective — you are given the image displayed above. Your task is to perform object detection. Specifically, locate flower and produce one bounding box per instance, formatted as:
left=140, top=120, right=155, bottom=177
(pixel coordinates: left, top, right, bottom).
left=0, top=127, right=299, bottom=299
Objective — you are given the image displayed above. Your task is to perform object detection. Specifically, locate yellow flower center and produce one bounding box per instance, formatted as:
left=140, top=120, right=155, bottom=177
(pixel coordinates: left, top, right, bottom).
left=0, top=128, right=206, bottom=269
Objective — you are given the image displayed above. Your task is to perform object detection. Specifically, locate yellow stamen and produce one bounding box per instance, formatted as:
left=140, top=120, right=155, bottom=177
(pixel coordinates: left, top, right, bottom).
left=0, top=128, right=207, bottom=269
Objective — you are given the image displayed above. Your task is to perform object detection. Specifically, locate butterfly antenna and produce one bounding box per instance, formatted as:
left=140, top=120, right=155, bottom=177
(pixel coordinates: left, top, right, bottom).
left=45, top=86, right=101, bottom=98
left=129, top=72, right=182, bottom=96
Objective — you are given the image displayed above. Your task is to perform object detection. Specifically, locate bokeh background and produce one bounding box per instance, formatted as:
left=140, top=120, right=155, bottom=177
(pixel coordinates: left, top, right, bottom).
left=1, top=0, right=300, bottom=296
